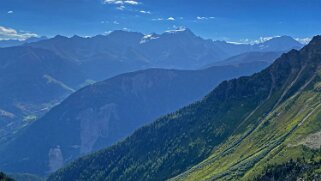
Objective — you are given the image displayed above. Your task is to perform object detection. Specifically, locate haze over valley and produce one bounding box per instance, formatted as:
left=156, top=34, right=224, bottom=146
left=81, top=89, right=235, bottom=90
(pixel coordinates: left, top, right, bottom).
left=0, top=0, right=321, bottom=180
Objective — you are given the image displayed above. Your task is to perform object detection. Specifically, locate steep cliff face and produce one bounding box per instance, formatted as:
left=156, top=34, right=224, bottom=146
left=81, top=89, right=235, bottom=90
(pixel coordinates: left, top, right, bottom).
left=48, top=36, right=321, bottom=181
left=78, top=103, right=119, bottom=154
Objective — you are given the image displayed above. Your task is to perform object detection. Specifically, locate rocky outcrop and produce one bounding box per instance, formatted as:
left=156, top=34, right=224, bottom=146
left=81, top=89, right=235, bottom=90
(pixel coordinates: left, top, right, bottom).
left=48, top=146, right=64, bottom=173
left=78, top=103, right=119, bottom=154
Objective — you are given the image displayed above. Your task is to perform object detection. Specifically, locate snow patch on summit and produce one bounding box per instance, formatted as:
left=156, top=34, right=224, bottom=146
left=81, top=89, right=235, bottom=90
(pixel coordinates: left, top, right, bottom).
left=140, top=34, right=159, bottom=44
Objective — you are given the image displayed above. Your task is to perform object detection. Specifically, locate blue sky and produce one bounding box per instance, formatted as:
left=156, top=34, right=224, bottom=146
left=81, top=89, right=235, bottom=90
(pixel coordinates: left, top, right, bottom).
left=1, top=0, right=321, bottom=43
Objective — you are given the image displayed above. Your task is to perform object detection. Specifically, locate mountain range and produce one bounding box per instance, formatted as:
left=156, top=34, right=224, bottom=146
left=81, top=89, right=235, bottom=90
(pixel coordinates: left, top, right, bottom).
left=47, top=36, right=321, bottom=181
left=0, top=29, right=301, bottom=144
left=0, top=29, right=306, bottom=179
left=27, top=29, right=303, bottom=80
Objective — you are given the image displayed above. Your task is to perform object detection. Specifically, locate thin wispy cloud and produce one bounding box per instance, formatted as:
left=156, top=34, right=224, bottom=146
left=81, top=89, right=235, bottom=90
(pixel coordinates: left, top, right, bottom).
left=123, top=0, right=139, bottom=5
left=152, top=16, right=176, bottom=21
left=167, top=17, right=175, bottom=21
left=104, top=0, right=140, bottom=5
left=196, top=16, right=215, bottom=20
left=152, top=18, right=164, bottom=21
left=113, top=20, right=120, bottom=25
left=0, top=26, right=38, bottom=40
left=116, top=5, right=125, bottom=10
left=140, top=10, right=151, bottom=14
left=237, top=36, right=311, bottom=45
left=238, top=36, right=279, bottom=44
left=254, top=36, right=276, bottom=43
left=104, top=0, right=140, bottom=11
left=104, top=30, right=113, bottom=35
left=152, top=16, right=183, bottom=21
left=7, top=11, right=13, bottom=14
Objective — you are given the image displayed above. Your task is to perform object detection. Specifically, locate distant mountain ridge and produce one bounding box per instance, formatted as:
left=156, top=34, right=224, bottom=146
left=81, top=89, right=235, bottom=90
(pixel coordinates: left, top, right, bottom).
left=26, top=29, right=303, bottom=80
left=205, top=51, right=283, bottom=67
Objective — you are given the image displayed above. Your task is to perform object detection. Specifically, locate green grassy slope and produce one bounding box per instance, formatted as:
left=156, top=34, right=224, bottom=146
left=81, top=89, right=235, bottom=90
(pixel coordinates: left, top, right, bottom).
left=172, top=37, right=321, bottom=180
left=173, top=85, right=321, bottom=180
left=49, top=36, right=321, bottom=181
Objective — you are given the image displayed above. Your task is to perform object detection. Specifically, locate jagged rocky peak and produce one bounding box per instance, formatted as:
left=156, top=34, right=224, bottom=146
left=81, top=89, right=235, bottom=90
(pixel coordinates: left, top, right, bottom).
left=302, top=35, right=321, bottom=51
left=105, top=30, right=144, bottom=45
left=107, top=30, right=144, bottom=39
left=293, top=35, right=321, bottom=64
left=53, top=35, right=68, bottom=40
left=70, top=35, right=84, bottom=40
left=271, top=35, right=321, bottom=63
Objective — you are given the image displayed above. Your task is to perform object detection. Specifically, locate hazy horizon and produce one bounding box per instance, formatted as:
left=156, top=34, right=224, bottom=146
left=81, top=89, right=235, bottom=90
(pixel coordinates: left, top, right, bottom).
left=1, top=0, right=320, bottom=43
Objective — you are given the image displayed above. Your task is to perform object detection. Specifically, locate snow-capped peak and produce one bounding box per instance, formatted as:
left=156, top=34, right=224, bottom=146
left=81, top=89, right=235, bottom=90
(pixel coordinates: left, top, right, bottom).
left=140, top=34, right=160, bottom=44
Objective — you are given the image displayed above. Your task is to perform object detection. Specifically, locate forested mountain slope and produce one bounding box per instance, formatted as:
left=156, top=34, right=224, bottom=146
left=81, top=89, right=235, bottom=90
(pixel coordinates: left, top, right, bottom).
left=49, top=36, right=321, bottom=181
left=0, top=61, right=267, bottom=175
